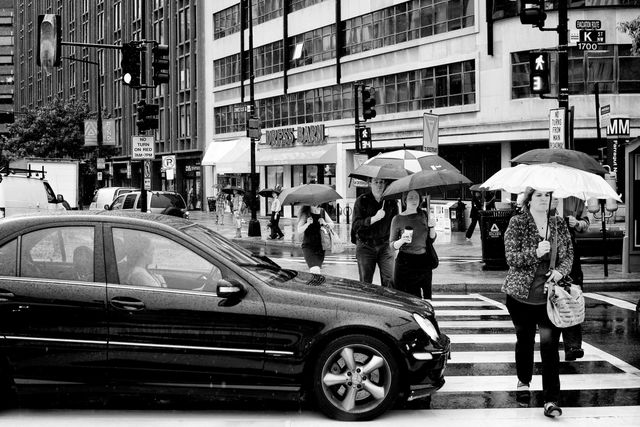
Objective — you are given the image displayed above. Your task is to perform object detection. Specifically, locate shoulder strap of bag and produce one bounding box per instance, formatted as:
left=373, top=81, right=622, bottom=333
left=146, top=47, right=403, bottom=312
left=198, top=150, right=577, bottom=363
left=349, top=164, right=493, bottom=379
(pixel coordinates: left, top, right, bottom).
left=549, top=216, right=558, bottom=270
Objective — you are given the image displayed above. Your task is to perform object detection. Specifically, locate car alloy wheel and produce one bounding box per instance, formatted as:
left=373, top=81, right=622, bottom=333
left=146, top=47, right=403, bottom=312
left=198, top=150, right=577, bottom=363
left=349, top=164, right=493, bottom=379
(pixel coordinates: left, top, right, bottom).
left=313, top=334, right=399, bottom=421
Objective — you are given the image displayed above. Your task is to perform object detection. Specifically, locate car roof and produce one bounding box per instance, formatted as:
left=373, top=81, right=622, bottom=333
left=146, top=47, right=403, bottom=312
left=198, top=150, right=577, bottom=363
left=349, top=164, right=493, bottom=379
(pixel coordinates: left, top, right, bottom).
left=0, top=211, right=191, bottom=237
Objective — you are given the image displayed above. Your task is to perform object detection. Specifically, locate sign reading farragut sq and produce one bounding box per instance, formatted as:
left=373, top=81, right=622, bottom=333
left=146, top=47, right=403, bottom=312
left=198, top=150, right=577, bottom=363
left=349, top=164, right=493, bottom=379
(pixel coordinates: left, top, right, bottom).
left=265, top=124, right=325, bottom=147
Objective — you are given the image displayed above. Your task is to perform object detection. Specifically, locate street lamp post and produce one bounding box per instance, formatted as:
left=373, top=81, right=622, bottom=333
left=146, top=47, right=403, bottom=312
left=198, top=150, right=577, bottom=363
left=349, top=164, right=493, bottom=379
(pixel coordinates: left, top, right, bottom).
left=247, top=0, right=261, bottom=237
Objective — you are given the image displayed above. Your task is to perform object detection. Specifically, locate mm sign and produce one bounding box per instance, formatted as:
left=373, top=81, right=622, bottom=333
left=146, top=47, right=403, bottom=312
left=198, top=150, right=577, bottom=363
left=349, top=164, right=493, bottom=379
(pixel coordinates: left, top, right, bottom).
left=132, top=136, right=155, bottom=159
left=607, top=117, right=630, bottom=138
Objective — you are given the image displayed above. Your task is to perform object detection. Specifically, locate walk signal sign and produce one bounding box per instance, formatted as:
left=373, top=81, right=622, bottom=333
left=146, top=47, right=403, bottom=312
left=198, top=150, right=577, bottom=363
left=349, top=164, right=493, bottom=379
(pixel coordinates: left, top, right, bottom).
left=355, top=126, right=372, bottom=152
left=529, top=52, right=550, bottom=94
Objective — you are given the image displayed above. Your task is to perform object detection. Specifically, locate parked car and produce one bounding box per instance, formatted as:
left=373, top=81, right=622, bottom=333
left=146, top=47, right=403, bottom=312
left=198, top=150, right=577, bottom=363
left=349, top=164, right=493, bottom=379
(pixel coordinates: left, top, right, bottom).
left=106, top=190, right=189, bottom=219
left=0, top=211, right=450, bottom=420
left=0, top=167, right=66, bottom=218
left=89, top=186, right=137, bottom=210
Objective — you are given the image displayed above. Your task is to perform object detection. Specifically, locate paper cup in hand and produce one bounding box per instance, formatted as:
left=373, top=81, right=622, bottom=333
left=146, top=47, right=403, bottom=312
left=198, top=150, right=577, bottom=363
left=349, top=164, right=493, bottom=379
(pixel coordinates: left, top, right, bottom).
left=403, top=226, right=413, bottom=242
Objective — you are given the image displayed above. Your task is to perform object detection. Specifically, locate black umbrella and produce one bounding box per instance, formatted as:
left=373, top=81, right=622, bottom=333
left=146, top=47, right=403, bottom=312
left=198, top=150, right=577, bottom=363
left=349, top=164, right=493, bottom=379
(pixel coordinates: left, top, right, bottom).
left=278, top=184, right=342, bottom=205
left=511, top=148, right=607, bottom=176
left=258, top=187, right=281, bottom=198
left=382, top=169, right=472, bottom=199
left=221, top=185, right=245, bottom=195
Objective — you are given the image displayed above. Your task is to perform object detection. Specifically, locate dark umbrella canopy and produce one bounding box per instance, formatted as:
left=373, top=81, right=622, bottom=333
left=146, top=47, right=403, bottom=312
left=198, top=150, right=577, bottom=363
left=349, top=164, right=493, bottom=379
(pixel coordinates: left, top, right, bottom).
left=382, top=169, right=472, bottom=199
left=278, top=183, right=342, bottom=206
left=258, top=187, right=281, bottom=198
left=221, top=185, right=245, bottom=195
left=511, top=148, right=607, bottom=176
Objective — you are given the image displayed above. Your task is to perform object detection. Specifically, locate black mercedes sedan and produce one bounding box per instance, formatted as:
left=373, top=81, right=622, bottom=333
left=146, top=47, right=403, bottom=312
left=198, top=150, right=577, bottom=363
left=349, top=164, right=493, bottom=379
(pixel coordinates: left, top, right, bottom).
left=0, top=212, right=449, bottom=421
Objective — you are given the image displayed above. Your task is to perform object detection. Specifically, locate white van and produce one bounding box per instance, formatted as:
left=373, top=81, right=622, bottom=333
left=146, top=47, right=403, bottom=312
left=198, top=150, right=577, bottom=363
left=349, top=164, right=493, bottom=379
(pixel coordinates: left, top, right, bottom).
left=89, top=186, right=137, bottom=210
left=0, top=168, right=65, bottom=218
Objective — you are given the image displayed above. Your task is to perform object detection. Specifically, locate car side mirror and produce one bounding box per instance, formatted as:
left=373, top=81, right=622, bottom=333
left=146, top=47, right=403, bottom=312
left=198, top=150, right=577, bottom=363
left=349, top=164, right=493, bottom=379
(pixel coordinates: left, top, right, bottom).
left=216, top=279, right=245, bottom=299
left=104, top=204, right=111, bottom=210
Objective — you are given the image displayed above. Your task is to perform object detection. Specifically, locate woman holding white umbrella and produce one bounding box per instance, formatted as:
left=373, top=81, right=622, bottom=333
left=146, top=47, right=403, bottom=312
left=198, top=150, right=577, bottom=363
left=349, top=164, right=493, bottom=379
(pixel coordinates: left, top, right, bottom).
left=502, top=188, right=573, bottom=418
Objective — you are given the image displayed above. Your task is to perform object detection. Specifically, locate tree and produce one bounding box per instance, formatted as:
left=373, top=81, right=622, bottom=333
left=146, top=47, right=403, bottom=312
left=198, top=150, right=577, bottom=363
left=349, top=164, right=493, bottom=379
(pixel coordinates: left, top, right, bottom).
left=0, top=98, right=118, bottom=165
left=619, top=16, right=640, bottom=56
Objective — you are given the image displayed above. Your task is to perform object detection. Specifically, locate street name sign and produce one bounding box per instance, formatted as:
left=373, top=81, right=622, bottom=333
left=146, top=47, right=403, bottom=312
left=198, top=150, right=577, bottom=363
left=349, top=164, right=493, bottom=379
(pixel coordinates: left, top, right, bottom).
left=132, top=136, right=155, bottom=159
left=578, top=29, right=605, bottom=50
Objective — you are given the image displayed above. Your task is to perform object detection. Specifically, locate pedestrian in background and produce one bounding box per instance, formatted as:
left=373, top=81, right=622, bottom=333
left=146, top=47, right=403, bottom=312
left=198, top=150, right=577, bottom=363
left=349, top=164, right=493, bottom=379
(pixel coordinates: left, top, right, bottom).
left=269, top=191, right=284, bottom=240
left=502, top=187, right=573, bottom=418
left=551, top=196, right=589, bottom=361
left=215, top=189, right=226, bottom=225
left=351, top=178, right=398, bottom=287
left=465, top=191, right=482, bottom=241
left=297, top=204, right=333, bottom=274
left=389, top=190, right=437, bottom=300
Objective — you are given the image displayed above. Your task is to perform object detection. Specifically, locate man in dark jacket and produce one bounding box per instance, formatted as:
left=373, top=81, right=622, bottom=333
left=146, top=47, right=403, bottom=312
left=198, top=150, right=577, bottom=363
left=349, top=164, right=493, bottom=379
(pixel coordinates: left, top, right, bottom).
left=351, top=178, right=398, bottom=287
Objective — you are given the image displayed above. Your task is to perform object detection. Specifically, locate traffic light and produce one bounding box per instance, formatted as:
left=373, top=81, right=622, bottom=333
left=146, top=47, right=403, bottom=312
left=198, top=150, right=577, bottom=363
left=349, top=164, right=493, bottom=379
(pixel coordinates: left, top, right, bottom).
left=121, top=42, right=141, bottom=87
left=361, top=86, right=376, bottom=121
left=37, top=14, right=61, bottom=68
left=151, top=44, right=170, bottom=86
left=529, top=52, right=550, bottom=94
left=519, top=1, right=546, bottom=27
left=136, top=100, right=160, bottom=132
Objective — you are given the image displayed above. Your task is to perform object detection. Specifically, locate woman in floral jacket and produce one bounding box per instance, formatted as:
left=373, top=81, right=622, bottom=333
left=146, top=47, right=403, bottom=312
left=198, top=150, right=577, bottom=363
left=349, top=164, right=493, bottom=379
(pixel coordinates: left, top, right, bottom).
left=502, top=188, right=573, bottom=418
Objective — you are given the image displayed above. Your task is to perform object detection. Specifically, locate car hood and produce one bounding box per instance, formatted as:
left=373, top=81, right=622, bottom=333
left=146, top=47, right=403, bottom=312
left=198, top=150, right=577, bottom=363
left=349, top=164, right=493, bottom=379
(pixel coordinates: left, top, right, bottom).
left=279, top=269, right=435, bottom=315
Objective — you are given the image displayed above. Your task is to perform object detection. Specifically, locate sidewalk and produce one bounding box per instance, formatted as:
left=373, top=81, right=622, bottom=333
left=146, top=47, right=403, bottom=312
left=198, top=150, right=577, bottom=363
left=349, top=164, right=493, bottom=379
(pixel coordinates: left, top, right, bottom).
left=188, top=210, right=639, bottom=292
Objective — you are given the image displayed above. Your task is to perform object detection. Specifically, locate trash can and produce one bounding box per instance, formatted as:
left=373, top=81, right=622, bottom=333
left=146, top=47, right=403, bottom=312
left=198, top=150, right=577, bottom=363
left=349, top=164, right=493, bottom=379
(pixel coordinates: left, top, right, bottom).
left=449, top=201, right=466, bottom=232
left=207, top=197, right=216, bottom=213
left=479, top=209, right=514, bottom=270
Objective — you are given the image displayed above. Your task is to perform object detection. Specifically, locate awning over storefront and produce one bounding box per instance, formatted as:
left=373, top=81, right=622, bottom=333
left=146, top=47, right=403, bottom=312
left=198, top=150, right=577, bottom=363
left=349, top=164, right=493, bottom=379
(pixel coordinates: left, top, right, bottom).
left=256, top=144, right=337, bottom=166
left=201, top=138, right=251, bottom=174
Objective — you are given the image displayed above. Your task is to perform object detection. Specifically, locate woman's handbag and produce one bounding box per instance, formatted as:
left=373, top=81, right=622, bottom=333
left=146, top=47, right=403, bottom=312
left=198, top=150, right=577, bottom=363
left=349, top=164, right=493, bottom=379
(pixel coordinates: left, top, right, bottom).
left=328, top=227, right=344, bottom=254
left=320, top=226, right=332, bottom=251
left=546, top=217, right=585, bottom=328
left=547, top=276, right=585, bottom=328
left=426, top=238, right=439, bottom=269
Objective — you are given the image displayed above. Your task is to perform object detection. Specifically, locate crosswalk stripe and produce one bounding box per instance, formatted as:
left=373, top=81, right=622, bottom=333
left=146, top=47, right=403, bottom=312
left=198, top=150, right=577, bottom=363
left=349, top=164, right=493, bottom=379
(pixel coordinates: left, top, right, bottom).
left=439, top=320, right=514, bottom=329
left=584, top=292, right=637, bottom=311
left=440, top=373, right=640, bottom=392
left=448, top=350, right=603, bottom=364
left=437, top=309, right=510, bottom=316
left=431, top=301, right=498, bottom=307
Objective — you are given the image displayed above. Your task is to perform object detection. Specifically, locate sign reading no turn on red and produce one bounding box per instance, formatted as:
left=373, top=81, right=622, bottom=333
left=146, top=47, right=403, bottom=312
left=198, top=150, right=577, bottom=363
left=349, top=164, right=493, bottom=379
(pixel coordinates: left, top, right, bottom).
left=132, top=136, right=155, bottom=160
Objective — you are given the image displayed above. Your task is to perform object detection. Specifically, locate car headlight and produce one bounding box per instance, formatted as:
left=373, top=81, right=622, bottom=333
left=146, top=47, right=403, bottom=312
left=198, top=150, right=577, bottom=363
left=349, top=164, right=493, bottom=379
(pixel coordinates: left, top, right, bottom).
left=412, top=313, right=439, bottom=341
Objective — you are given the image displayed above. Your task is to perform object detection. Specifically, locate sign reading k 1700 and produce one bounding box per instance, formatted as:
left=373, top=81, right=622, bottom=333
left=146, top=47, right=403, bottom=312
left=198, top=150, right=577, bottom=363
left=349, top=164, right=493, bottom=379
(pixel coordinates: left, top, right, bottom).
left=132, top=136, right=155, bottom=159
left=578, top=29, right=605, bottom=50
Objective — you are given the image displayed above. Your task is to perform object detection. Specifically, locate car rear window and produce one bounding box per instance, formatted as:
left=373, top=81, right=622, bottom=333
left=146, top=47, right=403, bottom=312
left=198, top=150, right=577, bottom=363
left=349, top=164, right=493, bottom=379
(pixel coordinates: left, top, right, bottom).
left=151, top=193, right=185, bottom=209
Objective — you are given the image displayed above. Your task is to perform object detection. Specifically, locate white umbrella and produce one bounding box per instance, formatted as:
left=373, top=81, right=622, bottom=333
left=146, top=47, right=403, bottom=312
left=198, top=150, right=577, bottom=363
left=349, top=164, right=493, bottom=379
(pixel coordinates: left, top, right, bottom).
left=480, top=163, right=621, bottom=201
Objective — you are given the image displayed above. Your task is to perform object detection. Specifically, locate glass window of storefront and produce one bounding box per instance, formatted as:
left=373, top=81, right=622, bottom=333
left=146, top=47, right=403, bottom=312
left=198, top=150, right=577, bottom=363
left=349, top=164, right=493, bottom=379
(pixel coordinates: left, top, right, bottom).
left=511, top=45, right=640, bottom=99
left=492, top=0, right=640, bottom=20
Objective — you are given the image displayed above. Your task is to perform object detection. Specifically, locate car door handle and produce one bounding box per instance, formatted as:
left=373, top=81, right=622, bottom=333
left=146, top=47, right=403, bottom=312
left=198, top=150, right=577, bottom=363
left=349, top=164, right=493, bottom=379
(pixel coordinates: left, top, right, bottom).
left=0, top=290, right=15, bottom=301
left=110, top=297, right=146, bottom=311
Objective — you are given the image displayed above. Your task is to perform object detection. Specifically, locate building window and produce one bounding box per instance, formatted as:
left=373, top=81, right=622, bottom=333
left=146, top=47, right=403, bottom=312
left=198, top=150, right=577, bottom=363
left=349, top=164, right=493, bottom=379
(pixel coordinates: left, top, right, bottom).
left=214, top=59, right=476, bottom=134
left=343, top=0, right=474, bottom=56
left=214, top=4, right=241, bottom=39
left=289, top=0, right=326, bottom=13
left=288, top=24, right=336, bottom=69
left=511, top=45, right=640, bottom=99
left=493, top=0, right=640, bottom=21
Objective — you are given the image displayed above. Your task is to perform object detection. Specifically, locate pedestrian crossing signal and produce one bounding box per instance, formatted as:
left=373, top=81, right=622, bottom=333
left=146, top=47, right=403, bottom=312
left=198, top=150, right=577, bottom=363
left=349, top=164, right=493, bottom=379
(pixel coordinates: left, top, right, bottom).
left=529, top=52, right=550, bottom=95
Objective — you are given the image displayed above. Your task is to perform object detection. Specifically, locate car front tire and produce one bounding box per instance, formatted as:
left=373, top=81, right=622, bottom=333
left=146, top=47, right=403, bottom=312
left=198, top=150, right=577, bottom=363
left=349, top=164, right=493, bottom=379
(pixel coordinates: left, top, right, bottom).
left=313, top=334, right=400, bottom=421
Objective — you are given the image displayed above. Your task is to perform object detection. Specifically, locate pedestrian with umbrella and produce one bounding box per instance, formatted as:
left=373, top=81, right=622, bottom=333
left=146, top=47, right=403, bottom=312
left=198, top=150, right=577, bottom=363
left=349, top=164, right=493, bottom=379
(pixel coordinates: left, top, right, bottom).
left=389, top=190, right=437, bottom=300
left=501, top=187, right=573, bottom=417
left=351, top=178, right=398, bottom=288
left=511, top=148, right=606, bottom=363
left=297, top=204, right=334, bottom=274
left=480, top=162, right=620, bottom=418
left=465, top=190, right=483, bottom=241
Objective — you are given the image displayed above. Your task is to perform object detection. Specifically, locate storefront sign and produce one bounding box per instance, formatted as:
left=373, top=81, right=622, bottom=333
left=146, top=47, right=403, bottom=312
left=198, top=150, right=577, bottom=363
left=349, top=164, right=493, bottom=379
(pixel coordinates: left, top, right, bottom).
left=265, top=124, right=325, bottom=147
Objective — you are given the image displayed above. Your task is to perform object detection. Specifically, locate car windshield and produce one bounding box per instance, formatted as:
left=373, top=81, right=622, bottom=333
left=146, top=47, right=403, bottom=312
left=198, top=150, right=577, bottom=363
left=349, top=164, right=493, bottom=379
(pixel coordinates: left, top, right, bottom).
left=151, top=193, right=186, bottom=209
left=181, top=223, right=296, bottom=283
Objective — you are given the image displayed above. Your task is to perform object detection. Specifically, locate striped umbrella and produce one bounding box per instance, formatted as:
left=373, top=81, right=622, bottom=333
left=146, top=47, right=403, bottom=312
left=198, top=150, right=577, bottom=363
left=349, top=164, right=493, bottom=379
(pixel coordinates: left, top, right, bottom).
left=349, top=149, right=459, bottom=181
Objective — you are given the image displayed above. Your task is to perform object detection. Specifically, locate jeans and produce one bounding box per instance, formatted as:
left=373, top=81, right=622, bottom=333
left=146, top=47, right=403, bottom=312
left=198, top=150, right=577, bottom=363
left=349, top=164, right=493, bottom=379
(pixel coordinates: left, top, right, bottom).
left=270, top=212, right=284, bottom=238
left=506, top=295, right=561, bottom=403
left=355, top=241, right=395, bottom=288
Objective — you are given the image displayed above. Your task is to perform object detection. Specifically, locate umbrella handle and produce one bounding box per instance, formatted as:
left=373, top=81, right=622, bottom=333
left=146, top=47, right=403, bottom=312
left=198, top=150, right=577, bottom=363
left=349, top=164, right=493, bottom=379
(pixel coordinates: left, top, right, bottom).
left=545, top=193, right=553, bottom=239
